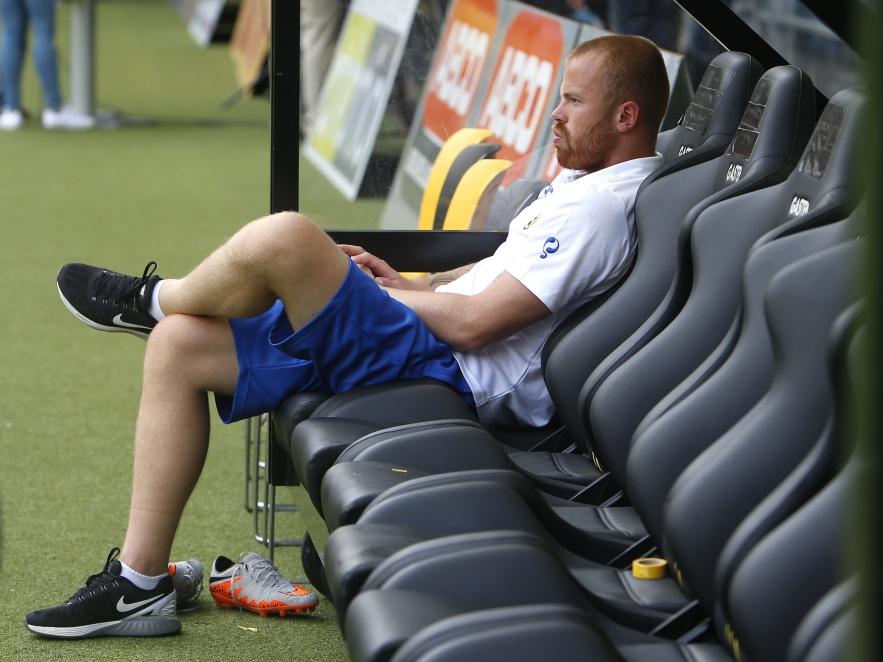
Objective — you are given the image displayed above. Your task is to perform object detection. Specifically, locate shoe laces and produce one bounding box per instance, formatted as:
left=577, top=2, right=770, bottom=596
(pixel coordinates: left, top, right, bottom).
left=236, top=554, right=290, bottom=591
left=94, top=262, right=157, bottom=308
left=69, top=547, right=121, bottom=603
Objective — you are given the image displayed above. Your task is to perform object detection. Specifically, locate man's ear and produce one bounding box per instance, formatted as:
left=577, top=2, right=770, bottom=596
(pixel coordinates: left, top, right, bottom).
left=615, top=100, right=640, bottom=133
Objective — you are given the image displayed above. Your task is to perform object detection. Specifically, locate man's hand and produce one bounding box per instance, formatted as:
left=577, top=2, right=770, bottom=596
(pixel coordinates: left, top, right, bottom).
left=338, top=244, right=430, bottom=290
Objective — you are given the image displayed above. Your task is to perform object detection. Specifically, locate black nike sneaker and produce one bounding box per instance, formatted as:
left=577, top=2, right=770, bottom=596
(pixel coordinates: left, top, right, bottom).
left=24, top=548, right=180, bottom=639
left=56, top=261, right=162, bottom=338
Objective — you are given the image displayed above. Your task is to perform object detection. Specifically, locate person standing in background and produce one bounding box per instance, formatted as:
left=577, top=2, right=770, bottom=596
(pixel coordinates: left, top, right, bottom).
left=0, top=0, right=94, bottom=130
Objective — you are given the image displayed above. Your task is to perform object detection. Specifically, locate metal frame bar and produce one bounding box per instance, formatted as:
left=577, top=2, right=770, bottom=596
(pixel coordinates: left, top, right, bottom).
left=240, top=0, right=304, bottom=564
left=270, top=0, right=300, bottom=216
left=244, top=412, right=302, bottom=562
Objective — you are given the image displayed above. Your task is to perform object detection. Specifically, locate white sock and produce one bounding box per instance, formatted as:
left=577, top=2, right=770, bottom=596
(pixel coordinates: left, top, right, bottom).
left=148, top=279, right=167, bottom=322
left=119, top=560, right=167, bottom=590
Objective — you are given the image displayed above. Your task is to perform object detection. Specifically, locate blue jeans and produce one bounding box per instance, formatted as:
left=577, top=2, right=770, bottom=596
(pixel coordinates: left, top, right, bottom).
left=0, top=0, right=61, bottom=110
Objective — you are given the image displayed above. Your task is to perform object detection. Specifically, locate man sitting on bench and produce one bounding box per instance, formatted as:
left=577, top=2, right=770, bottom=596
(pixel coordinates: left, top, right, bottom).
left=26, top=34, right=669, bottom=639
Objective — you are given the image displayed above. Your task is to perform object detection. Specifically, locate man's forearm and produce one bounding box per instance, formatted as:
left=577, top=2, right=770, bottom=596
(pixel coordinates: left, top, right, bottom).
left=386, top=288, right=479, bottom=349
left=387, top=269, right=551, bottom=352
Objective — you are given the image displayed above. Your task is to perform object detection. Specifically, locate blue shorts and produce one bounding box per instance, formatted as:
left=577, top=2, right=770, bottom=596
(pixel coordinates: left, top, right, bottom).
left=215, top=260, right=474, bottom=423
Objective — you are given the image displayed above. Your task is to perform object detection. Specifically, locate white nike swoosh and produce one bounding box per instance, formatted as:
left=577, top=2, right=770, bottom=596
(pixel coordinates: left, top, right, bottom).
left=117, top=593, right=164, bottom=613
left=112, top=314, right=152, bottom=330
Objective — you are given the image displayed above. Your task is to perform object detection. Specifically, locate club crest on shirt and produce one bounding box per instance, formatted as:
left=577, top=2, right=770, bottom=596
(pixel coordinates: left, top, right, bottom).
left=523, top=214, right=540, bottom=230
left=540, top=236, right=560, bottom=259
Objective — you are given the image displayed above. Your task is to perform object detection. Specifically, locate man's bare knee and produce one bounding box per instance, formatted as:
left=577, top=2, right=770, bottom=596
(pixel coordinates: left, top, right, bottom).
left=144, top=316, right=238, bottom=393
left=145, top=315, right=205, bottom=364
left=227, top=211, right=331, bottom=276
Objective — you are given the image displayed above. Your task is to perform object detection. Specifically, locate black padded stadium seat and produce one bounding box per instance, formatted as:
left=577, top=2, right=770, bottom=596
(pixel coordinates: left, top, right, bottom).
left=661, top=239, right=862, bottom=615
left=723, top=459, right=860, bottom=662
left=322, top=469, right=689, bottom=623
left=711, top=302, right=864, bottom=610
left=388, top=605, right=732, bottom=662
left=358, top=469, right=860, bottom=662
left=637, top=89, right=865, bottom=434
left=580, top=83, right=862, bottom=485
left=340, top=297, right=864, bottom=662
left=287, top=53, right=763, bottom=517
left=343, top=462, right=859, bottom=662
left=390, top=604, right=629, bottom=662
left=635, top=86, right=865, bottom=436
left=319, top=230, right=863, bottom=643
left=273, top=53, right=760, bottom=504
left=282, top=381, right=480, bottom=497
left=627, top=211, right=861, bottom=546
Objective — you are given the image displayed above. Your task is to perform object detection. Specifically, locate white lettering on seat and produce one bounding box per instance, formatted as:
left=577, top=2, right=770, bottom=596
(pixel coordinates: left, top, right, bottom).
left=725, top=162, right=743, bottom=183
left=788, top=195, right=810, bottom=217
left=480, top=46, right=553, bottom=154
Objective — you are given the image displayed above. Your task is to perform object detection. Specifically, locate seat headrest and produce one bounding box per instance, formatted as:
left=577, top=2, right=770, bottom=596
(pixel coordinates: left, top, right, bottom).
left=662, top=51, right=764, bottom=160
left=712, top=65, right=816, bottom=190
left=780, top=87, right=866, bottom=222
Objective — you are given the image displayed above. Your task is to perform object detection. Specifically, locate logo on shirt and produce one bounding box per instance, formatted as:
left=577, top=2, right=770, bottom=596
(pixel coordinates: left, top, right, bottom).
left=523, top=214, right=540, bottom=230
left=540, top=236, right=559, bottom=259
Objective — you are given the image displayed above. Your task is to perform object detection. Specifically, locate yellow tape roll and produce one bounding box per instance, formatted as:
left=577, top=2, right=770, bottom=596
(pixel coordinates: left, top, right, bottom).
left=632, top=557, right=668, bottom=579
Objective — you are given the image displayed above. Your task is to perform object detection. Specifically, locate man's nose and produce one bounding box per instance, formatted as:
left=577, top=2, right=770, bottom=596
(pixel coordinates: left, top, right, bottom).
left=551, top=100, right=565, bottom=123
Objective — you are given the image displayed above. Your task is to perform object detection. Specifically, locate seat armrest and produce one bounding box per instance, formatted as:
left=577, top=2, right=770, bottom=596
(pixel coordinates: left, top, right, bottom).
left=357, top=478, right=549, bottom=540
left=365, top=531, right=586, bottom=611
left=312, top=379, right=477, bottom=424
left=338, top=419, right=511, bottom=472
left=271, top=391, right=329, bottom=447
left=389, top=603, right=621, bottom=662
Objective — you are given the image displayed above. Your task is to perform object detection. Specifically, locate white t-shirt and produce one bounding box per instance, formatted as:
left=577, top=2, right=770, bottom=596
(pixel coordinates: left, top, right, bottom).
left=437, top=154, right=662, bottom=427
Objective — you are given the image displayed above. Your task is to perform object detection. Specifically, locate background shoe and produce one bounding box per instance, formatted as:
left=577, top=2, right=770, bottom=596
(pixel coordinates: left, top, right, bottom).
left=24, top=548, right=180, bottom=639
left=42, top=105, right=95, bottom=130
left=56, top=261, right=162, bottom=338
left=168, top=559, right=204, bottom=612
left=209, top=553, right=318, bottom=617
left=0, top=108, right=23, bottom=131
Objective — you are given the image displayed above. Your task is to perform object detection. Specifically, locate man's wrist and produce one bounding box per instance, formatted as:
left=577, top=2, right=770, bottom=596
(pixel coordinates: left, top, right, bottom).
left=428, top=264, right=473, bottom=290
left=429, top=272, right=456, bottom=290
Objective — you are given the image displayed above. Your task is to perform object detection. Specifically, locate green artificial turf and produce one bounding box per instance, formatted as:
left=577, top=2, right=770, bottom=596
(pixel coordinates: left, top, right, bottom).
left=0, top=1, right=381, bottom=659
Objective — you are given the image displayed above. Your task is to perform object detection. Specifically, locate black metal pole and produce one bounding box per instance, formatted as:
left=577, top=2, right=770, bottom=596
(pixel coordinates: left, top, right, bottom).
left=270, top=0, right=300, bottom=214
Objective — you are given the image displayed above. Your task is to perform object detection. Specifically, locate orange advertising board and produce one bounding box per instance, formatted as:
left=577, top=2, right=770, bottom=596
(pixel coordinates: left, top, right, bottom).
left=422, top=0, right=500, bottom=144
left=476, top=9, right=564, bottom=181
left=380, top=0, right=580, bottom=229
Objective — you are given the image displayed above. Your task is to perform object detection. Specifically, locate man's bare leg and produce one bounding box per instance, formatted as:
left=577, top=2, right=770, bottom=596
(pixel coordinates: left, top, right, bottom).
left=159, top=211, right=350, bottom=330
left=119, top=314, right=238, bottom=575
left=118, top=212, right=350, bottom=574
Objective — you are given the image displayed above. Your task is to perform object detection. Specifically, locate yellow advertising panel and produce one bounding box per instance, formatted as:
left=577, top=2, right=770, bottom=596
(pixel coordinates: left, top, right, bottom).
left=304, top=0, right=420, bottom=200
